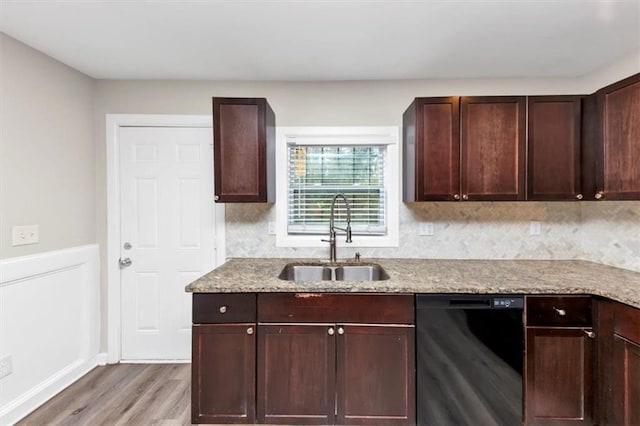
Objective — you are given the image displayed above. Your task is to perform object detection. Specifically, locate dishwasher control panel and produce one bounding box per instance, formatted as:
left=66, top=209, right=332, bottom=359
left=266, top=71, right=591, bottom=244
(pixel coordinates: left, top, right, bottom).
left=492, top=297, right=524, bottom=309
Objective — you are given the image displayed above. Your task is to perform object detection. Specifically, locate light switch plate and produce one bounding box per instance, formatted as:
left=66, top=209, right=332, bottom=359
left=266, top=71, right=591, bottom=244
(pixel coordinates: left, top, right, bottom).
left=11, top=225, right=39, bottom=246
left=268, top=222, right=276, bottom=235
left=419, top=222, right=435, bottom=236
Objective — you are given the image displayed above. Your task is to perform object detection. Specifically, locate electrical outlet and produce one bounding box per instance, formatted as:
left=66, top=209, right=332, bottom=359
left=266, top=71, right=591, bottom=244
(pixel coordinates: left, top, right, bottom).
left=419, top=222, right=435, bottom=236
left=267, top=222, right=276, bottom=236
left=0, top=355, right=12, bottom=379
left=529, top=221, right=541, bottom=236
left=11, top=225, right=39, bottom=246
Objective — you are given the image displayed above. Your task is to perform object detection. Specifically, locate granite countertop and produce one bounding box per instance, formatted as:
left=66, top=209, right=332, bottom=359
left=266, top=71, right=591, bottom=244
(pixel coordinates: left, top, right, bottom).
left=185, top=258, right=640, bottom=309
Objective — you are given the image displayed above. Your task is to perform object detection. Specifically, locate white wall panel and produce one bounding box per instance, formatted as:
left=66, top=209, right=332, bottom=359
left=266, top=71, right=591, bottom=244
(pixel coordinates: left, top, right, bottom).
left=0, top=245, right=102, bottom=425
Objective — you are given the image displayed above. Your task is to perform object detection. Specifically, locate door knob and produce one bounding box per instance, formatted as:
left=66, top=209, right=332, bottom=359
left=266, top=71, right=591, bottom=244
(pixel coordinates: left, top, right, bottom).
left=119, top=257, right=133, bottom=268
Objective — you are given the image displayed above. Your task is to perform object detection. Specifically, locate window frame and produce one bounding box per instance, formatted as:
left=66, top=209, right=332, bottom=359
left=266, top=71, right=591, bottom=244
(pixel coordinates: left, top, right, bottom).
left=276, top=126, right=400, bottom=248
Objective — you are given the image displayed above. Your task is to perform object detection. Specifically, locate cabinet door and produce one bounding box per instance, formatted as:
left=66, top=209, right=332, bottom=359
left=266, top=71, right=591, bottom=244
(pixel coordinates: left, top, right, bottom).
left=413, top=97, right=461, bottom=201
left=525, top=328, right=593, bottom=425
left=461, top=96, right=526, bottom=200
left=611, top=335, right=640, bottom=426
left=596, top=73, right=640, bottom=200
left=527, top=96, right=583, bottom=200
left=336, top=325, right=415, bottom=426
left=192, top=324, right=256, bottom=424
left=257, top=324, right=336, bottom=425
left=213, top=97, right=275, bottom=202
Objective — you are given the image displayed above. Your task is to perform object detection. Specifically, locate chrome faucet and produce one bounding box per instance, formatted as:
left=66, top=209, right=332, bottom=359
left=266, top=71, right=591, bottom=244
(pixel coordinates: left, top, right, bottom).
left=322, top=193, right=353, bottom=262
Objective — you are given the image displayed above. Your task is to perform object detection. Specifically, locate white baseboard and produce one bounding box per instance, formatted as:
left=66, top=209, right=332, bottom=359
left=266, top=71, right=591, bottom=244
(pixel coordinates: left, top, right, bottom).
left=0, top=353, right=107, bottom=426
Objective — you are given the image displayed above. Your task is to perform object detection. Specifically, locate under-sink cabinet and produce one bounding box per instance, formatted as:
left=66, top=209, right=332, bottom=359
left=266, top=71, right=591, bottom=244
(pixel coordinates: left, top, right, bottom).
left=192, top=293, right=415, bottom=426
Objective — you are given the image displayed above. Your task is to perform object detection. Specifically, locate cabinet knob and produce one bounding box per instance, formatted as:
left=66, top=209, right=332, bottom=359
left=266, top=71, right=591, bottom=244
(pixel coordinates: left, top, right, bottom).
left=453, top=194, right=460, bottom=200
left=328, top=327, right=335, bottom=336
left=247, top=327, right=254, bottom=335
left=219, top=305, right=227, bottom=314
left=575, top=193, right=583, bottom=200
left=553, top=307, right=566, bottom=316
left=337, top=327, right=345, bottom=335
left=214, top=195, right=220, bottom=201
left=462, top=194, right=469, bottom=201
left=595, top=191, right=604, bottom=200
left=583, top=330, right=595, bottom=339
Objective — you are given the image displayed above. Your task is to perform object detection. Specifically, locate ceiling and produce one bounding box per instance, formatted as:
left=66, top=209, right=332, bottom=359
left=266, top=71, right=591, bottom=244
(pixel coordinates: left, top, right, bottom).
left=1, top=0, right=639, bottom=81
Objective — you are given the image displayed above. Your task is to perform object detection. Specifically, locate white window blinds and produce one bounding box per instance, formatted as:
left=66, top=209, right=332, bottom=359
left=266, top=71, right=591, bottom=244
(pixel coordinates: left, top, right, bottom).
left=287, top=145, right=387, bottom=235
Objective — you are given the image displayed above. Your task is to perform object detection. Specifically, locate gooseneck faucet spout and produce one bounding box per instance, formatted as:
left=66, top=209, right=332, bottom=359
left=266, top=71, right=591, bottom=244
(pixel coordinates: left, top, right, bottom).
left=322, top=193, right=353, bottom=262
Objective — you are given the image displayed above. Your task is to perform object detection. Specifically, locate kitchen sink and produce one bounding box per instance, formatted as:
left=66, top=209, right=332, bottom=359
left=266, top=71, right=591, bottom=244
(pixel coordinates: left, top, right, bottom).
left=278, top=263, right=390, bottom=282
left=334, top=264, right=390, bottom=281
left=278, top=264, right=332, bottom=281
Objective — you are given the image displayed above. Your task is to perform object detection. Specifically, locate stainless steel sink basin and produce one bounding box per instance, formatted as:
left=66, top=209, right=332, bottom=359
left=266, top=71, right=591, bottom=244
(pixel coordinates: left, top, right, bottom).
left=278, top=264, right=332, bottom=282
left=334, top=264, right=390, bottom=281
left=278, top=263, right=389, bottom=282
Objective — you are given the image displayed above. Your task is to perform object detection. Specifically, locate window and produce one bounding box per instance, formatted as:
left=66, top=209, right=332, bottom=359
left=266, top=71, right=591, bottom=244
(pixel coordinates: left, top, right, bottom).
left=276, top=127, right=399, bottom=248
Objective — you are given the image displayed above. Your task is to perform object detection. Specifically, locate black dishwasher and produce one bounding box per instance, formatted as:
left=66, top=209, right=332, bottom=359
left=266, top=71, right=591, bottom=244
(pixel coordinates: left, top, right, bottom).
left=416, top=294, right=524, bottom=426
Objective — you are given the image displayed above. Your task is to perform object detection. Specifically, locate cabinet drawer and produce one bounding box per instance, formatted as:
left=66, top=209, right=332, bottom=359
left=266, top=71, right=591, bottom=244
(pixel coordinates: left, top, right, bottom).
left=258, top=293, right=414, bottom=324
left=613, top=302, right=640, bottom=344
left=526, top=295, right=592, bottom=327
left=193, top=293, right=256, bottom=323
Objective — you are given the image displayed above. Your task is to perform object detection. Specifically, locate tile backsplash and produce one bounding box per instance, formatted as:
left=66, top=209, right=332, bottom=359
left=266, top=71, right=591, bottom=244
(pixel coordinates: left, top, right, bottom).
left=225, top=201, right=640, bottom=273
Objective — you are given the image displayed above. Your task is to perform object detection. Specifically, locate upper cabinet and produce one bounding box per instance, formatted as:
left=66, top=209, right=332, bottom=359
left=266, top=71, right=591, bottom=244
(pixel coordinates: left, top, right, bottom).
left=594, top=73, right=640, bottom=200
left=213, top=97, right=275, bottom=203
left=403, top=97, right=460, bottom=201
left=527, top=96, right=583, bottom=201
left=403, top=96, right=525, bottom=202
left=461, top=96, right=526, bottom=201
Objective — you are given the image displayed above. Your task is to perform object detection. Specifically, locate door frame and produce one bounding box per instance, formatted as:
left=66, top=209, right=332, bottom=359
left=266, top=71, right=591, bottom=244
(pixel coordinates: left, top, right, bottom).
left=106, top=114, right=226, bottom=363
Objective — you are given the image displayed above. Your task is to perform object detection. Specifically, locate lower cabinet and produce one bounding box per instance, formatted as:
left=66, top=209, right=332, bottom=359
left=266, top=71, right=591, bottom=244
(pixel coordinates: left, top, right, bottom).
left=192, top=323, right=256, bottom=424
left=193, top=292, right=415, bottom=426
left=598, top=299, right=640, bottom=425
left=257, top=323, right=415, bottom=425
left=524, top=296, right=594, bottom=425
left=257, top=324, right=336, bottom=425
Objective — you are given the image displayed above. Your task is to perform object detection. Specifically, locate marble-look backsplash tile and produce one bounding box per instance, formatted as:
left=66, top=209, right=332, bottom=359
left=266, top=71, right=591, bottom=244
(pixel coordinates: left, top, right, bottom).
left=581, top=201, right=640, bottom=273
left=224, top=201, right=639, bottom=272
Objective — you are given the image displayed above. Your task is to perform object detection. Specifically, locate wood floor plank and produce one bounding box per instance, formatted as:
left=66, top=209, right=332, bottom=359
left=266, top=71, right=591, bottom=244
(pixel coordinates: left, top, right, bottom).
left=17, top=364, right=193, bottom=426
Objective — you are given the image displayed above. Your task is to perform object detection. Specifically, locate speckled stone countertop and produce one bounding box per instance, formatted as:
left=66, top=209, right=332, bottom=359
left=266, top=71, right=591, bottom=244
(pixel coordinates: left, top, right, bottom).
left=185, top=258, right=640, bottom=309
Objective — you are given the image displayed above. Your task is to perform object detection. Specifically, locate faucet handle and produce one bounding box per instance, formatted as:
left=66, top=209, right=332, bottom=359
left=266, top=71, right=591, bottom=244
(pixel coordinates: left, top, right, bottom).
left=355, top=252, right=361, bottom=262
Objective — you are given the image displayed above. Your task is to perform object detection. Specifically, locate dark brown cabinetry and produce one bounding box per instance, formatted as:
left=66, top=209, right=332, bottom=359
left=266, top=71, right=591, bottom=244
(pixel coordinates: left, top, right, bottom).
left=524, top=296, right=594, bottom=425
left=257, top=324, right=335, bottom=425
left=403, top=97, right=460, bottom=201
left=192, top=294, right=257, bottom=424
left=596, top=299, right=640, bottom=425
left=212, top=97, right=275, bottom=202
left=527, top=96, right=583, bottom=200
left=403, top=96, right=526, bottom=201
left=257, top=293, right=415, bottom=426
left=461, top=96, right=526, bottom=201
left=595, top=73, right=640, bottom=200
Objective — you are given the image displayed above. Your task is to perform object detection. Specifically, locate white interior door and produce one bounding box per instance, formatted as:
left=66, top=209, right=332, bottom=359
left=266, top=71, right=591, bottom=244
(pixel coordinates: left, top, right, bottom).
left=119, top=126, right=216, bottom=360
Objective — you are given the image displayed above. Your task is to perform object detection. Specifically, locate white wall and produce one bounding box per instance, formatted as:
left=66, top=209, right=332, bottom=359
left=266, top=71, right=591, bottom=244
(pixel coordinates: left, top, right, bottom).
left=0, top=245, right=102, bottom=425
left=0, top=34, right=96, bottom=259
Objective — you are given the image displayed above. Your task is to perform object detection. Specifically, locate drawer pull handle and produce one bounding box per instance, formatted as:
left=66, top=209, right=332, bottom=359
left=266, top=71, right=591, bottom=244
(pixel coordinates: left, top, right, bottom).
left=328, top=327, right=335, bottom=336
left=553, top=307, right=566, bottom=316
left=247, top=327, right=254, bottom=335
left=583, top=330, right=595, bottom=339
left=219, top=305, right=227, bottom=314
left=338, top=327, right=345, bottom=335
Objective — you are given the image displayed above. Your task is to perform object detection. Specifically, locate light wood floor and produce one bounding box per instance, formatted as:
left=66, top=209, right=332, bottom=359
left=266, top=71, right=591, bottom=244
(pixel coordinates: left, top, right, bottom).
left=17, top=363, right=192, bottom=426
